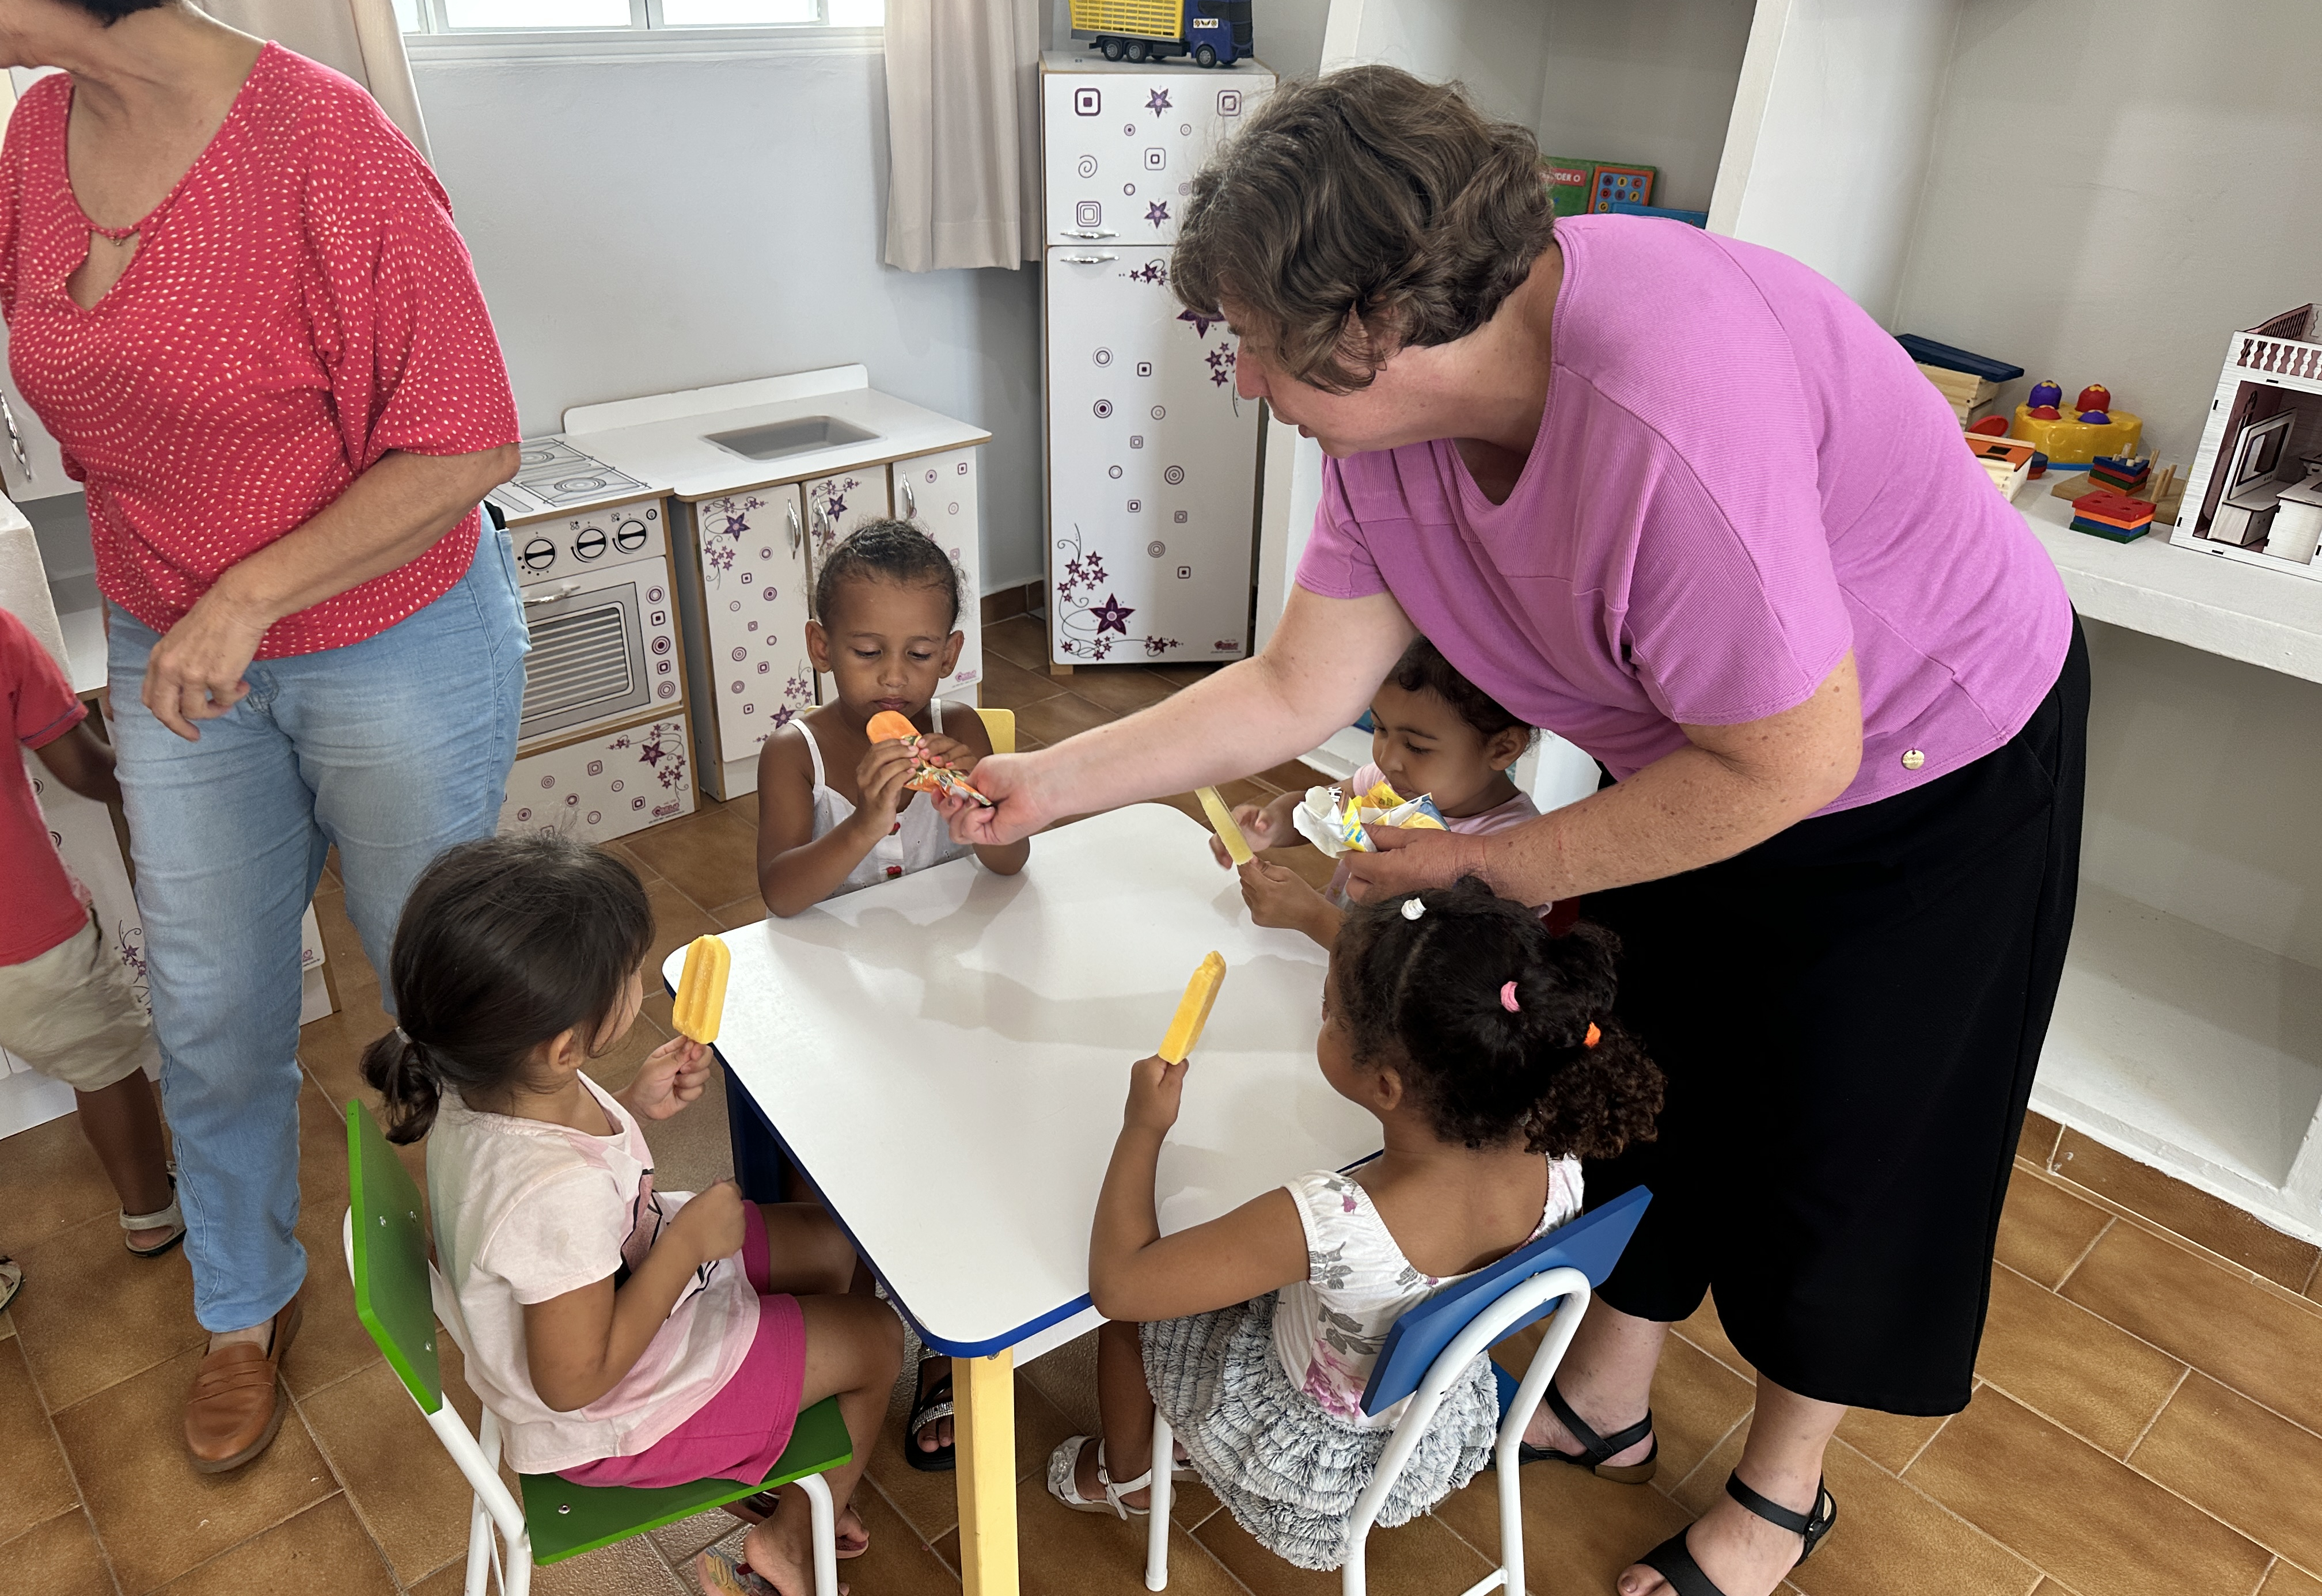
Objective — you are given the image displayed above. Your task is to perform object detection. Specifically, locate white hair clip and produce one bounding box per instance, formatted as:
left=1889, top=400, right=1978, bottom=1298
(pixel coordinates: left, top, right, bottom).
left=1401, top=897, right=1426, bottom=921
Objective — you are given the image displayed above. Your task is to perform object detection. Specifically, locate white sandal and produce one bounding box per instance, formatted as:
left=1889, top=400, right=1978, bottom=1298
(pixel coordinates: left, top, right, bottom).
left=120, top=1185, right=186, bottom=1259
left=1046, top=1435, right=1154, bottom=1519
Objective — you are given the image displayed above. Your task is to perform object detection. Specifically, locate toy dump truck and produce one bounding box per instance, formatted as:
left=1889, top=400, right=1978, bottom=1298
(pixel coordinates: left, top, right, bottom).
left=1070, top=0, right=1253, bottom=67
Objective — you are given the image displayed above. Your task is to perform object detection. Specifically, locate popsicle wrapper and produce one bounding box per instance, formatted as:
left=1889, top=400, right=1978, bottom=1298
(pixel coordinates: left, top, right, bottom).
left=905, top=762, right=992, bottom=807
left=1290, top=781, right=1447, bottom=858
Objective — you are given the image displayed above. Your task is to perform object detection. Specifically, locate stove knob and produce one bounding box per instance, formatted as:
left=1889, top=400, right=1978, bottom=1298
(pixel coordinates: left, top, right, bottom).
left=521, top=537, right=557, bottom=572
left=614, top=519, right=648, bottom=552
left=572, top=527, right=607, bottom=561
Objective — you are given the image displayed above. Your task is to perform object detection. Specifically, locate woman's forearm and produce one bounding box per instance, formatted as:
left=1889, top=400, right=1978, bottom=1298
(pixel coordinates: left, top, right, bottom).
left=1466, top=656, right=1864, bottom=903
left=1038, top=585, right=1413, bottom=813
left=208, top=445, right=518, bottom=626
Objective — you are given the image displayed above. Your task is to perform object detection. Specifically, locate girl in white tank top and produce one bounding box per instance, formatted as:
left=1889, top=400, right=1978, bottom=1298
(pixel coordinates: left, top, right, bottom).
left=801, top=697, right=971, bottom=895
left=755, top=520, right=1029, bottom=920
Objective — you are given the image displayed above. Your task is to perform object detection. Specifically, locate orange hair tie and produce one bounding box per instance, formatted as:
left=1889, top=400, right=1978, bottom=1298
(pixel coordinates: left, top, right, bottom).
left=1584, top=1023, right=1601, bottom=1049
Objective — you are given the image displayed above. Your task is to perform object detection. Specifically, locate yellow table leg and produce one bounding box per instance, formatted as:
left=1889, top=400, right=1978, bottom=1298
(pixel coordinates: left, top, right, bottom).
left=954, top=1350, right=1018, bottom=1596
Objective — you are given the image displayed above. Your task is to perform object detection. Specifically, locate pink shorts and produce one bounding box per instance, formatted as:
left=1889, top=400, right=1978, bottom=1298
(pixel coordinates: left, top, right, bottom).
left=559, top=1203, right=809, bottom=1489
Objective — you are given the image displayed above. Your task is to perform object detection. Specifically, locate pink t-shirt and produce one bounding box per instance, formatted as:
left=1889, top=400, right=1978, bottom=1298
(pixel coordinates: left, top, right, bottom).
left=1325, top=761, right=1542, bottom=906
left=1296, top=215, right=2073, bottom=814
left=427, top=1074, right=760, bottom=1474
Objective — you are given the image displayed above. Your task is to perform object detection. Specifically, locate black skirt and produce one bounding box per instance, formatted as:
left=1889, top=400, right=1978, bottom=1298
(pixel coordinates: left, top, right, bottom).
left=1581, top=617, right=2088, bottom=1416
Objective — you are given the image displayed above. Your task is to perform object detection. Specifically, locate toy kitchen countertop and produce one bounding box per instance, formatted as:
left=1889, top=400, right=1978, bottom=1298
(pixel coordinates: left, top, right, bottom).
left=537, top=364, right=989, bottom=505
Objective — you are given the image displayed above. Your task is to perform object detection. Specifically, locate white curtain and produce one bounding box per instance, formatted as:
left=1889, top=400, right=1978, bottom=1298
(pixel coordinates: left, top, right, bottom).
left=196, top=0, right=431, bottom=162
left=883, top=0, right=1041, bottom=272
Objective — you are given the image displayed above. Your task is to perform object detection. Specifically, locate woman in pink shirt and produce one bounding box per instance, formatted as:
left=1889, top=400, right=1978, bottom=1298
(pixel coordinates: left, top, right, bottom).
left=958, top=69, right=2084, bottom=1596
left=0, top=0, right=522, bottom=1473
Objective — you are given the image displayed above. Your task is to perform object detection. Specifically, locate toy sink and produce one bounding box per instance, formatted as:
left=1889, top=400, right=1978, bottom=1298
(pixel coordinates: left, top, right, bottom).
left=704, top=415, right=879, bottom=462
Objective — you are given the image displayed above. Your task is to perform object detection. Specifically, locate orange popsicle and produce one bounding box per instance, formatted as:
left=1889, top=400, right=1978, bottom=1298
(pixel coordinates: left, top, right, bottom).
left=1158, top=951, right=1226, bottom=1063
left=671, top=934, right=730, bottom=1044
left=866, top=710, right=919, bottom=744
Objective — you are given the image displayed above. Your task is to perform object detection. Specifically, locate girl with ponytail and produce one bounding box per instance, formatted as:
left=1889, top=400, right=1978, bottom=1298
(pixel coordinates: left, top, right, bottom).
left=1047, top=878, right=1663, bottom=1571
left=361, top=834, right=902, bottom=1596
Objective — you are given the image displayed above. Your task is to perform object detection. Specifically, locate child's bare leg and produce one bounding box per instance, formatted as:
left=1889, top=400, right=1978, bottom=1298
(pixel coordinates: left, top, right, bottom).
left=1074, top=1318, right=1159, bottom=1508
left=748, top=1205, right=884, bottom=1549
left=74, top=1076, right=173, bottom=1245
left=731, top=1294, right=903, bottom=1595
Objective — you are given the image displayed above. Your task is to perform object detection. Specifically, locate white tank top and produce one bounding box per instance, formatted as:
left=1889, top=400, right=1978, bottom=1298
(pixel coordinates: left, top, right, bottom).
left=803, top=698, right=973, bottom=896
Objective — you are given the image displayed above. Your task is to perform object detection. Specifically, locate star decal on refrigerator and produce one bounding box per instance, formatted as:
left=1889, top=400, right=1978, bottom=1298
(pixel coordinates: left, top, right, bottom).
left=1147, top=88, right=1172, bottom=115
left=1091, top=593, right=1137, bottom=634
left=1178, top=307, right=1220, bottom=337
left=1145, top=200, right=1170, bottom=227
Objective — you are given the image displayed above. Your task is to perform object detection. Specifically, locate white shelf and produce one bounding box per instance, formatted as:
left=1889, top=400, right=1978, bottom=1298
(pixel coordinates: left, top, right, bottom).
left=2033, top=884, right=2322, bottom=1246
left=2020, top=484, right=2322, bottom=686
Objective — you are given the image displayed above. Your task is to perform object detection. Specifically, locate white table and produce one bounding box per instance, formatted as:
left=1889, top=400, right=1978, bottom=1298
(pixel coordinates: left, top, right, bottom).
left=666, top=802, right=1380, bottom=1596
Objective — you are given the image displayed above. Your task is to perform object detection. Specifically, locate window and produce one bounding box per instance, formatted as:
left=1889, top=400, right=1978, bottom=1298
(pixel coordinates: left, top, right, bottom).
left=396, top=0, right=882, bottom=35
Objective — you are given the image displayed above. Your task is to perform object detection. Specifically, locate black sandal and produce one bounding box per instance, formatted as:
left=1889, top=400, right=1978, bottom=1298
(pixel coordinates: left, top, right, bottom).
left=904, top=1357, right=956, bottom=1473
left=1637, top=1470, right=1838, bottom=1596
left=1498, top=1381, right=1659, bottom=1482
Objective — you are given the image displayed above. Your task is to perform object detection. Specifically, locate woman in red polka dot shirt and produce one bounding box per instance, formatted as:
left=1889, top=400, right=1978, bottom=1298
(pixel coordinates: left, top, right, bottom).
left=0, top=0, right=525, bottom=1473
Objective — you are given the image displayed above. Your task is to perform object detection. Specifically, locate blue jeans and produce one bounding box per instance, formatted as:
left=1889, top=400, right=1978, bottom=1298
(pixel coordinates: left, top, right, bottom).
left=109, top=535, right=526, bottom=1331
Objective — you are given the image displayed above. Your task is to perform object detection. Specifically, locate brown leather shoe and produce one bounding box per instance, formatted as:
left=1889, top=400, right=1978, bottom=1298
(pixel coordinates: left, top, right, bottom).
left=185, top=1290, right=303, bottom=1473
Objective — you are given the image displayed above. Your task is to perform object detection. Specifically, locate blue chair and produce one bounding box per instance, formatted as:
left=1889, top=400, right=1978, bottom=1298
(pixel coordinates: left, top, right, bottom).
left=1143, top=1185, right=1651, bottom=1596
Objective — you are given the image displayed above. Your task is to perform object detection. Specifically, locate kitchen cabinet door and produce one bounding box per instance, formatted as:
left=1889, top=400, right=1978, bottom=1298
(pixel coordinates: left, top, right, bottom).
left=1046, top=245, right=1259, bottom=666
left=892, top=446, right=984, bottom=704
left=686, top=481, right=814, bottom=796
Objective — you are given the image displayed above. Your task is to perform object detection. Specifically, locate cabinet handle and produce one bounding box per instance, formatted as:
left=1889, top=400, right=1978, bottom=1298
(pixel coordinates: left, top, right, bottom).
left=1063, top=228, right=1117, bottom=240
left=1060, top=253, right=1117, bottom=264
left=901, top=482, right=917, bottom=519
left=786, top=502, right=802, bottom=553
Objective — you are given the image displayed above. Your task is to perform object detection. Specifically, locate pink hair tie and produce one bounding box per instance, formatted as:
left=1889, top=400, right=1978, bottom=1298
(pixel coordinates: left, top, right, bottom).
left=1499, top=981, right=1520, bottom=1013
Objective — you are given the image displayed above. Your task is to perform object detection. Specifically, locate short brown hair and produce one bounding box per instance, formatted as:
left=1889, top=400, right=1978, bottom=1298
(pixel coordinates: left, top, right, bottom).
left=1173, top=67, right=1557, bottom=393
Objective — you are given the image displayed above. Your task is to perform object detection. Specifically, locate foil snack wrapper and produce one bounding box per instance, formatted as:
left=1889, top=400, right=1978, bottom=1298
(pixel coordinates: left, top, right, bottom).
left=1290, top=780, right=1446, bottom=858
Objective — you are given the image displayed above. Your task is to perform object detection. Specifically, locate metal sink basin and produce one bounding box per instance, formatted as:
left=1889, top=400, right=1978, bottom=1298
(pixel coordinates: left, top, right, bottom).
left=704, top=415, right=878, bottom=462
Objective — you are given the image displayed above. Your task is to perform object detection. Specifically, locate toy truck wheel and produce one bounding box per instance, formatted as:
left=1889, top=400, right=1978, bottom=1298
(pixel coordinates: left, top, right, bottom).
left=1126, top=37, right=1151, bottom=61
left=1193, top=43, right=1217, bottom=66
left=1099, top=35, right=1124, bottom=59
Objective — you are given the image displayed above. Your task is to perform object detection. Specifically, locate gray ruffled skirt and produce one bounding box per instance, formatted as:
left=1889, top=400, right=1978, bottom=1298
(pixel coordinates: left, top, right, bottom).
left=1141, top=1291, right=1500, bottom=1571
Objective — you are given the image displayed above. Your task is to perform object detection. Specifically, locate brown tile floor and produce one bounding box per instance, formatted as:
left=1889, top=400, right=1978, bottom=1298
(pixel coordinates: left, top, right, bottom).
left=7, top=634, right=2322, bottom=1595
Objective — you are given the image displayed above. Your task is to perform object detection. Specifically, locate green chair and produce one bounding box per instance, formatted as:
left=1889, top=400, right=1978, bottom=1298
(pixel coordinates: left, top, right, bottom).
left=344, top=1104, right=852, bottom=1596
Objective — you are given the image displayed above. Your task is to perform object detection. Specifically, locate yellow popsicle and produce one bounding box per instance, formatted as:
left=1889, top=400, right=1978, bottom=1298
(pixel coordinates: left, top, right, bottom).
left=1196, top=786, right=1254, bottom=866
left=1158, top=951, right=1226, bottom=1063
left=672, top=934, right=731, bottom=1044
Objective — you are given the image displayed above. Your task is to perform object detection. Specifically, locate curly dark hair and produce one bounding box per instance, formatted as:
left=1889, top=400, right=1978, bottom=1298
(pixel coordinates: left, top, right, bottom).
left=1333, top=879, right=1662, bottom=1160
left=813, top=518, right=963, bottom=632
left=1173, top=65, right=1558, bottom=393
left=1387, top=636, right=1534, bottom=749
left=359, top=834, right=654, bottom=1144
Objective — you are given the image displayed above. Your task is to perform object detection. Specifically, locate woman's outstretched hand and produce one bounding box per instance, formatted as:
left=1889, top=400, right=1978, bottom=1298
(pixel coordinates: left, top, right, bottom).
left=1338, top=824, right=1488, bottom=903
left=939, top=751, right=1051, bottom=846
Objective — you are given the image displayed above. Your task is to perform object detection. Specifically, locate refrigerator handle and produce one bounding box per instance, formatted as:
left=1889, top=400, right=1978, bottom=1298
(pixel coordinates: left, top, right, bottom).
left=901, top=481, right=917, bottom=520
left=1063, top=229, right=1117, bottom=240
left=786, top=501, right=802, bottom=553
left=1058, top=253, right=1118, bottom=264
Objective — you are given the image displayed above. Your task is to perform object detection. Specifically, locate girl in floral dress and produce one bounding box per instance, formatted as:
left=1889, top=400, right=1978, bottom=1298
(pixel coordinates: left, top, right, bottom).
left=1049, top=879, right=1664, bottom=1569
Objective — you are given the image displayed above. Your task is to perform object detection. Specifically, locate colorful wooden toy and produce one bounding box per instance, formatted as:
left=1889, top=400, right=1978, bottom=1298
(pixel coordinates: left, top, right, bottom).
left=2075, top=385, right=2112, bottom=413
left=2089, top=453, right=2152, bottom=493
left=2028, top=380, right=2063, bottom=410
left=1968, top=415, right=2012, bottom=436
left=2068, top=489, right=2157, bottom=543
left=2010, top=379, right=2142, bottom=465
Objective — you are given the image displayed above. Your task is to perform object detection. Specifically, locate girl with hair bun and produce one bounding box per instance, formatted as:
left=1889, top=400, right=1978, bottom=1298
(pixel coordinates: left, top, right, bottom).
left=1048, top=879, right=1662, bottom=1571
left=361, top=833, right=903, bottom=1596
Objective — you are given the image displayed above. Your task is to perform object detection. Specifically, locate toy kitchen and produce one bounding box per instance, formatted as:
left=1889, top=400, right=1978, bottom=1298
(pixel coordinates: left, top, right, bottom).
left=488, top=364, right=991, bottom=846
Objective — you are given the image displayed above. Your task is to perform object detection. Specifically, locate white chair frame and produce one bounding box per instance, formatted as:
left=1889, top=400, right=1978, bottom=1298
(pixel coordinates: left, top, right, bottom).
left=1143, top=1266, right=1593, bottom=1596
left=340, top=1211, right=841, bottom=1596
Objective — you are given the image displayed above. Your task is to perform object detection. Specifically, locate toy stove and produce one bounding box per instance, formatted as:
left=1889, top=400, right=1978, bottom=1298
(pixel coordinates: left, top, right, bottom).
left=487, top=447, right=695, bottom=845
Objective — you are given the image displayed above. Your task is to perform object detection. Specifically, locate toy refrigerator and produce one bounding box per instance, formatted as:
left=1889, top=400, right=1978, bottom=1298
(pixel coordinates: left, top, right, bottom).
left=1041, top=53, right=1274, bottom=664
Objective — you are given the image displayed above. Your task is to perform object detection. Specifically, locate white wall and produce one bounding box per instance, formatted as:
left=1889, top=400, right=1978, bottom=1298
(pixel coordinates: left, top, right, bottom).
left=1890, top=0, right=2322, bottom=463
left=413, top=44, right=1049, bottom=591
left=1536, top=0, right=1755, bottom=214
left=1711, top=0, right=1959, bottom=321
